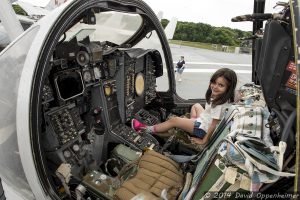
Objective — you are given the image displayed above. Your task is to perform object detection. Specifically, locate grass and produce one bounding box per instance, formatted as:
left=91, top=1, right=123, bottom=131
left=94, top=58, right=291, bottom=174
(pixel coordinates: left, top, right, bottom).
left=169, top=40, right=238, bottom=53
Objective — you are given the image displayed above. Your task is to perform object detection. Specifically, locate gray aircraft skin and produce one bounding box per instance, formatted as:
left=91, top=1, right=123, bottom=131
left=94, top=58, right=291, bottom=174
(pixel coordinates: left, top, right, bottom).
left=0, top=0, right=299, bottom=199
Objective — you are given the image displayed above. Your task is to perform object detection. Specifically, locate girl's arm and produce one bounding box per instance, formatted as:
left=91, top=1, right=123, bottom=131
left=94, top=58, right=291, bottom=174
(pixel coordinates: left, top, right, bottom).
left=190, top=118, right=220, bottom=145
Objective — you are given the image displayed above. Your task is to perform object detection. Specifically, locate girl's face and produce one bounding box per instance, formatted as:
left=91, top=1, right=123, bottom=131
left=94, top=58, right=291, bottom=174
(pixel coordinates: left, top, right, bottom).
left=210, top=76, right=228, bottom=98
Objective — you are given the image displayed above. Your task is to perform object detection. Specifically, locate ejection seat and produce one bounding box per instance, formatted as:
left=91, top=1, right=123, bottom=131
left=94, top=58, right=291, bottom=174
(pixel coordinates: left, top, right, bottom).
left=257, top=17, right=296, bottom=157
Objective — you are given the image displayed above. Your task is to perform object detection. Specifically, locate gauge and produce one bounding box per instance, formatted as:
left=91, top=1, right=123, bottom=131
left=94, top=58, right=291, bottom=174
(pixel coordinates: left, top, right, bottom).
left=104, top=84, right=112, bottom=96
left=83, top=70, right=92, bottom=82
left=72, top=144, right=80, bottom=152
left=63, top=150, right=71, bottom=158
left=76, top=51, right=90, bottom=66
left=135, top=73, right=145, bottom=96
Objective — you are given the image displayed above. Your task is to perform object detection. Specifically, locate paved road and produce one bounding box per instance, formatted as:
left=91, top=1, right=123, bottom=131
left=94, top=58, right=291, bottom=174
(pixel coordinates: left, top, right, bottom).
left=156, top=44, right=252, bottom=99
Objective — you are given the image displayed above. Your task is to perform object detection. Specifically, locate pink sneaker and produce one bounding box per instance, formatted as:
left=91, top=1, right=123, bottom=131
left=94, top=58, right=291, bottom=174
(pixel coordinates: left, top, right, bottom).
left=131, top=119, right=147, bottom=132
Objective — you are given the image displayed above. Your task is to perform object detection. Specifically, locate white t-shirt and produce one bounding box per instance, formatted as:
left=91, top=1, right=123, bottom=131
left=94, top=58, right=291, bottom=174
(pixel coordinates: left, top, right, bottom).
left=196, top=102, right=230, bottom=132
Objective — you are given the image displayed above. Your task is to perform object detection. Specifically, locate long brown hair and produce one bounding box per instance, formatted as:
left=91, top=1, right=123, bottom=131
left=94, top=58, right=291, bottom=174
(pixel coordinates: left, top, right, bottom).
left=205, top=68, right=237, bottom=107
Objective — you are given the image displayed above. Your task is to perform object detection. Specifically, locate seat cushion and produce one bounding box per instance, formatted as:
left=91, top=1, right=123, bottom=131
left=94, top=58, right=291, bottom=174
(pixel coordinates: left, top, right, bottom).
left=114, top=150, right=184, bottom=200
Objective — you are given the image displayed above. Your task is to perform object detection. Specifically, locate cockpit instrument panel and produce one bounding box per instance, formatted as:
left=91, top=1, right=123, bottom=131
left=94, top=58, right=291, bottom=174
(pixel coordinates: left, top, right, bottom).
left=41, top=35, right=163, bottom=163
left=38, top=29, right=165, bottom=199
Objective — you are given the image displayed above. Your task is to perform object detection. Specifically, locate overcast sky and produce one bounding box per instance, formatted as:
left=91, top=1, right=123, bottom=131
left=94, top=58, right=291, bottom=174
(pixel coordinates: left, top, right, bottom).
left=143, top=0, right=284, bottom=31
left=20, top=0, right=285, bottom=31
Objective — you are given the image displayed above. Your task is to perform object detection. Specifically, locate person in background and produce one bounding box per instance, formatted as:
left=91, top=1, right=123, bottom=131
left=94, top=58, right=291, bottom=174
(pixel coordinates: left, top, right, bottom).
left=175, top=56, right=186, bottom=82
left=132, top=68, right=237, bottom=145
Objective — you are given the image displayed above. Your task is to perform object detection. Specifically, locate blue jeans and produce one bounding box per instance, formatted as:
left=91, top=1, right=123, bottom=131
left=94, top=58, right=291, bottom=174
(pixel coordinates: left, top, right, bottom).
left=177, top=67, right=185, bottom=74
left=193, top=121, right=206, bottom=139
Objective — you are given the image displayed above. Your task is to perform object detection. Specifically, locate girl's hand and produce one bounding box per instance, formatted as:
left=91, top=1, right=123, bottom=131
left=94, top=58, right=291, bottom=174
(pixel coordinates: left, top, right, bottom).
left=190, top=137, right=207, bottom=145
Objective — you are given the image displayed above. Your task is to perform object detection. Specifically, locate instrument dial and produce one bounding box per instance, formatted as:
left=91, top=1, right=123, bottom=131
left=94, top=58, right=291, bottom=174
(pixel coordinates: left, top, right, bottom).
left=76, top=51, right=90, bottom=66
left=104, top=84, right=112, bottom=96
left=63, top=150, right=71, bottom=158
left=135, top=73, right=145, bottom=96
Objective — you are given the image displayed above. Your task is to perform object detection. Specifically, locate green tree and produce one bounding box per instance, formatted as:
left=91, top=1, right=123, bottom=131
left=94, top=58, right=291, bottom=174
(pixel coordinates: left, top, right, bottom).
left=161, top=19, right=169, bottom=29
left=172, top=20, right=251, bottom=46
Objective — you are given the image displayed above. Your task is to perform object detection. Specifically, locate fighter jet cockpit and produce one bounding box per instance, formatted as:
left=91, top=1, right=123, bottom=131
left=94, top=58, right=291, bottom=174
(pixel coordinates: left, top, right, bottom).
left=0, top=0, right=298, bottom=199
left=29, top=2, right=178, bottom=199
